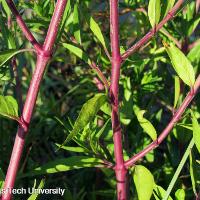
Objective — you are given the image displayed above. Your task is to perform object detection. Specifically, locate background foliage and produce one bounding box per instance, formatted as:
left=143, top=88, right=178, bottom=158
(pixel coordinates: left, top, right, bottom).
left=0, top=0, right=200, bottom=199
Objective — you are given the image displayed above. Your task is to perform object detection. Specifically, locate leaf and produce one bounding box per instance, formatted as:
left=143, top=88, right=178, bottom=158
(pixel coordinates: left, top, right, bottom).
left=73, top=3, right=81, bottom=44
left=189, top=152, right=197, bottom=196
left=136, top=110, right=157, bottom=140
left=89, top=17, right=106, bottom=49
left=187, top=14, right=200, bottom=36
left=163, top=0, right=176, bottom=17
left=63, top=93, right=107, bottom=144
left=175, top=189, right=185, bottom=200
left=28, top=179, right=45, bottom=200
left=0, top=49, right=28, bottom=67
left=133, top=165, right=155, bottom=200
left=191, top=110, right=200, bottom=153
left=21, top=156, right=104, bottom=177
left=0, top=95, right=19, bottom=120
left=55, top=144, right=89, bottom=153
left=148, top=0, right=161, bottom=27
left=63, top=43, right=92, bottom=65
left=0, top=168, right=5, bottom=189
left=153, top=185, right=173, bottom=200
left=187, top=42, right=200, bottom=64
left=163, top=42, right=195, bottom=86
left=174, top=76, right=180, bottom=108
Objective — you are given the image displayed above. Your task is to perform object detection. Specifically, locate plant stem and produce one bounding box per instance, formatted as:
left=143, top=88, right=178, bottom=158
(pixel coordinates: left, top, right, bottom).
left=1, top=1, right=68, bottom=200
left=125, top=74, right=200, bottom=168
left=6, top=0, right=42, bottom=52
left=121, top=0, right=184, bottom=60
left=163, top=139, right=194, bottom=200
left=110, top=0, right=127, bottom=199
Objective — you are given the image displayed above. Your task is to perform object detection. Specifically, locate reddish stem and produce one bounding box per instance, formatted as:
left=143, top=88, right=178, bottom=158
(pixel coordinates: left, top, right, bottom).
left=6, top=0, right=42, bottom=52
left=110, top=0, right=127, bottom=199
left=1, top=1, right=68, bottom=200
left=125, top=75, right=200, bottom=168
left=122, top=0, right=184, bottom=60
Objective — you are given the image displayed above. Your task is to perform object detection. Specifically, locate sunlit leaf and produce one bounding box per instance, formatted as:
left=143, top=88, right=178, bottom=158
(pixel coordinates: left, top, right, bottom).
left=174, top=76, right=180, bottom=108
left=175, top=189, right=185, bottom=200
left=0, top=168, right=5, bottom=189
left=28, top=179, right=45, bottom=200
left=133, top=165, right=155, bottom=200
left=148, top=0, right=161, bottom=27
left=0, top=95, right=19, bottom=121
left=63, top=93, right=107, bottom=143
left=21, top=156, right=104, bottom=177
left=163, top=42, right=195, bottom=86
left=191, top=110, right=200, bottom=153
left=163, top=0, right=176, bottom=17
left=153, top=185, right=173, bottom=200
left=189, top=152, right=197, bottom=196
left=136, top=110, right=157, bottom=140
left=89, top=17, right=106, bottom=48
left=63, top=43, right=92, bottom=65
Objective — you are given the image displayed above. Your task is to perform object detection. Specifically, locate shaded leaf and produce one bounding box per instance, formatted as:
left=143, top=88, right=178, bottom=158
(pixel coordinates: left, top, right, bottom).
left=63, top=93, right=107, bottom=143
left=133, top=165, right=155, bottom=200
left=163, top=42, right=195, bottom=86
left=189, top=152, right=197, bottom=197
left=0, top=95, right=19, bottom=120
left=136, top=110, right=157, bottom=140
left=163, top=0, right=176, bottom=17
left=73, top=3, right=81, bottom=44
left=148, top=0, right=161, bottom=27
left=191, top=110, right=200, bottom=153
left=21, top=156, right=104, bottom=177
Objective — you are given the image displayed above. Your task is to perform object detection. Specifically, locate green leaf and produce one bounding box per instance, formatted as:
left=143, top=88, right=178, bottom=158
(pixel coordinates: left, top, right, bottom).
left=163, top=0, right=176, bottom=17
left=153, top=185, right=173, bottom=200
left=163, top=42, right=195, bottom=86
left=63, top=43, right=92, bottom=65
left=89, top=17, right=106, bottom=49
left=21, top=156, right=104, bottom=177
left=73, top=3, right=81, bottom=44
left=136, top=110, right=157, bottom=140
left=189, top=152, right=197, bottom=196
left=63, top=93, right=107, bottom=144
left=148, top=0, right=161, bottom=27
left=0, top=168, right=5, bottom=189
left=28, top=179, right=45, bottom=200
left=0, top=95, right=19, bottom=120
left=187, top=14, right=200, bottom=36
left=187, top=42, right=200, bottom=64
left=133, top=165, right=155, bottom=200
left=175, top=189, right=185, bottom=200
left=55, top=144, right=89, bottom=153
left=174, top=76, right=180, bottom=108
left=191, top=110, right=200, bottom=154
left=0, top=49, right=29, bottom=67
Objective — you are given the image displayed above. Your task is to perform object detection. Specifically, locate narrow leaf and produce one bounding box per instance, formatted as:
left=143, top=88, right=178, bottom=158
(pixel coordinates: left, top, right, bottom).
left=0, top=168, right=5, bottom=189
left=174, top=76, right=180, bottom=108
left=163, top=42, right=195, bottom=86
left=0, top=95, right=19, bottom=120
left=28, top=179, right=45, bottom=200
left=63, top=43, right=92, bottom=65
left=63, top=93, right=107, bottom=143
left=73, top=3, right=81, bottom=44
left=163, top=0, right=176, bottom=17
left=191, top=110, right=200, bottom=153
left=133, top=165, right=155, bottom=200
left=89, top=17, right=106, bottom=48
left=55, top=144, right=89, bottom=153
left=21, top=156, right=104, bottom=177
left=0, top=49, right=29, bottom=67
left=189, top=152, right=197, bottom=196
left=136, top=110, right=157, bottom=140
left=153, top=185, right=173, bottom=200
left=148, top=0, right=161, bottom=27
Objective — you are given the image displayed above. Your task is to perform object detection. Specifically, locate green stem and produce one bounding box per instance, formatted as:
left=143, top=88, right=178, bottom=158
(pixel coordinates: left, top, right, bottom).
left=163, top=139, right=194, bottom=200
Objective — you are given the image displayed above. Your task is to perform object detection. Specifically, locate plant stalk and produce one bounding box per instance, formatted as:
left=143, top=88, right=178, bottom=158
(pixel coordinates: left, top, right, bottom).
left=1, top=1, right=68, bottom=200
left=110, top=0, right=127, bottom=199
